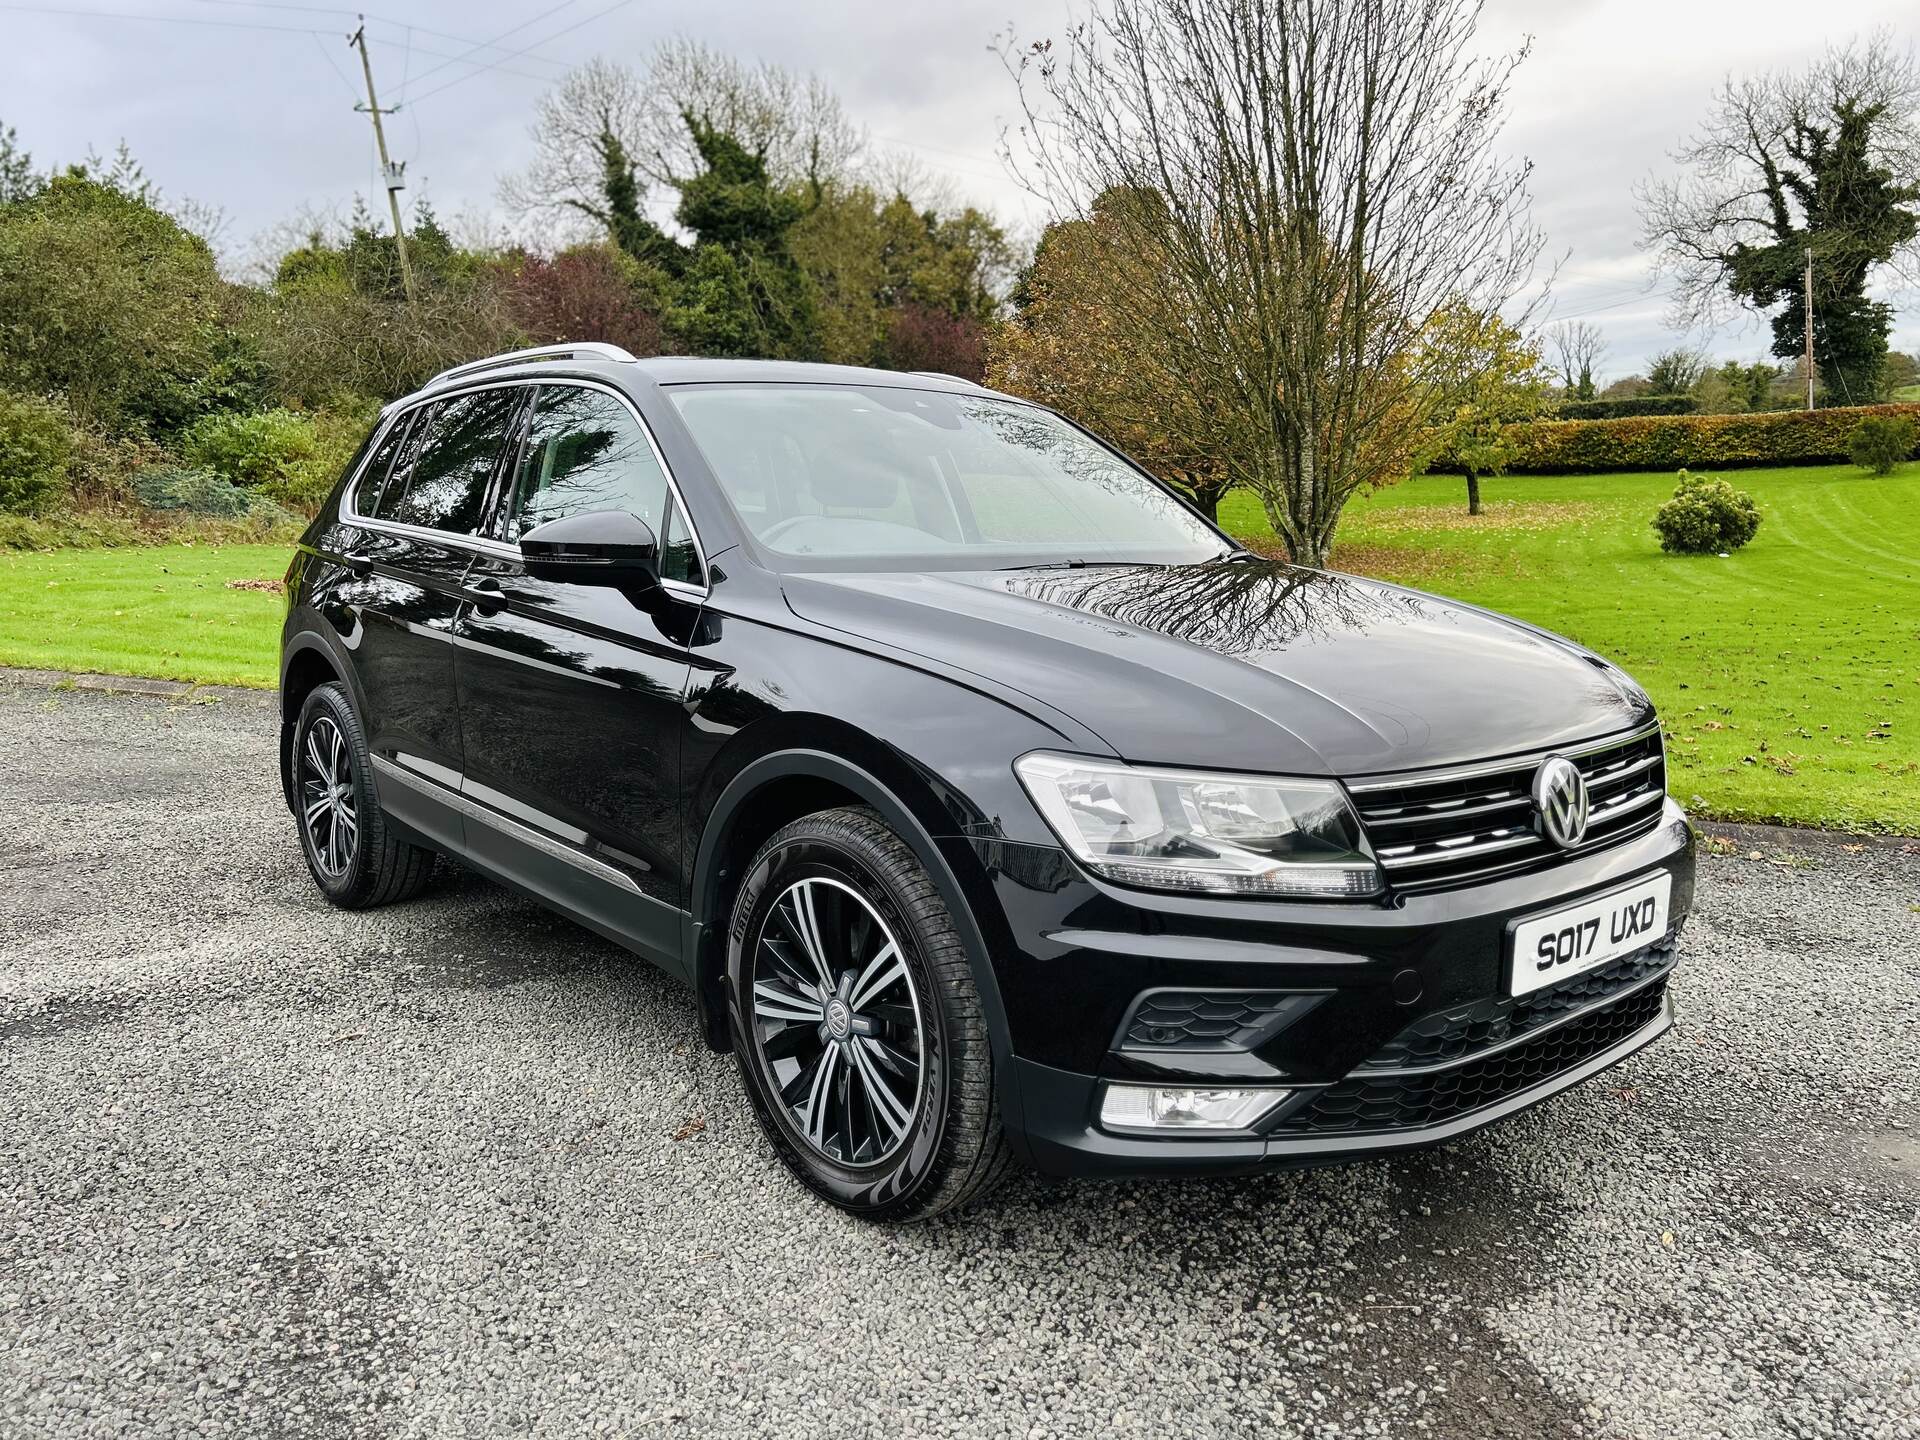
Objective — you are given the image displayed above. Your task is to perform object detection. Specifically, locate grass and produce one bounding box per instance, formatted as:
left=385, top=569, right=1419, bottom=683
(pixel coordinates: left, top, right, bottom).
left=1221, top=462, right=1920, bottom=833
left=0, top=544, right=287, bottom=689
left=1, top=461, right=1915, bottom=831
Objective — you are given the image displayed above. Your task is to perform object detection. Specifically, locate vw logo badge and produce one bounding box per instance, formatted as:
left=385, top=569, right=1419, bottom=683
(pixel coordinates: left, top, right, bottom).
left=1532, top=755, right=1590, bottom=849
left=823, top=997, right=852, bottom=1040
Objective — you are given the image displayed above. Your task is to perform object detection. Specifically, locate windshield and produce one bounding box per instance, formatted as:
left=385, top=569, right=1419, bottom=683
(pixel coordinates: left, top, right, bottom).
left=666, top=383, right=1228, bottom=571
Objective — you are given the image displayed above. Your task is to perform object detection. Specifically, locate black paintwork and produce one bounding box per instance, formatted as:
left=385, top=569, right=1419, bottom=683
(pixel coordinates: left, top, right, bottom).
left=280, top=355, right=1695, bottom=1178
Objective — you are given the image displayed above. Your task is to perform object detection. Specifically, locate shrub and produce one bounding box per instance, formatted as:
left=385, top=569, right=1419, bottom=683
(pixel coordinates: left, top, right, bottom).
left=0, top=388, right=71, bottom=513
left=132, top=463, right=255, bottom=518
left=178, top=407, right=319, bottom=504
left=1652, top=470, right=1762, bottom=555
left=1450, top=401, right=1920, bottom=474
left=1847, top=415, right=1915, bottom=475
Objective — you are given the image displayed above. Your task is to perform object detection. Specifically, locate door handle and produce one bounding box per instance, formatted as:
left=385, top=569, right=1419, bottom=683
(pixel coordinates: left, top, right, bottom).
left=463, top=577, right=504, bottom=615
left=345, top=554, right=372, bottom=577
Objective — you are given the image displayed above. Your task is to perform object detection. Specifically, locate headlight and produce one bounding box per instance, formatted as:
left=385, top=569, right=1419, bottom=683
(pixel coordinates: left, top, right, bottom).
left=1013, top=753, right=1381, bottom=898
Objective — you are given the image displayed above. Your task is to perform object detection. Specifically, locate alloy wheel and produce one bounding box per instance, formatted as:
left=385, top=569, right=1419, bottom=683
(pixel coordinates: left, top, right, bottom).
left=749, top=875, right=926, bottom=1167
left=298, top=714, right=358, bottom=880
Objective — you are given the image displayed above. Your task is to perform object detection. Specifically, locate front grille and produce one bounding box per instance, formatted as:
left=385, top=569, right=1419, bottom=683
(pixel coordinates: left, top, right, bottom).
left=1119, top=991, right=1315, bottom=1052
left=1275, top=979, right=1668, bottom=1135
left=1351, top=724, right=1667, bottom=893
left=1360, top=936, right=1676, bottom=1071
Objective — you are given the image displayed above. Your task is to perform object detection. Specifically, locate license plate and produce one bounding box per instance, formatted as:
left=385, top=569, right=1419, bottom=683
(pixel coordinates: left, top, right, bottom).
left=1509, top=872, right=1672, bottom=997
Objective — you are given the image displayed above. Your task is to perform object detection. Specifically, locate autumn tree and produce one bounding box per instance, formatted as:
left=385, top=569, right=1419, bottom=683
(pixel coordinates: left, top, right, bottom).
left=988, top=191, right=1237, bottom=520
left=1423, top=307, right=1549, bottom=514
left=1640, top=37, right=1920, bottom=403
left=1000, top=0, right=1542, bottom=566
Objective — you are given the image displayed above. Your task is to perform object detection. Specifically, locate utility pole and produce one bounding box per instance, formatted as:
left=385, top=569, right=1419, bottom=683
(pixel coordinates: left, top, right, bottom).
left=348, top=17, right=418, bottom=308
left=1803, top=245, right=1815, bottom=412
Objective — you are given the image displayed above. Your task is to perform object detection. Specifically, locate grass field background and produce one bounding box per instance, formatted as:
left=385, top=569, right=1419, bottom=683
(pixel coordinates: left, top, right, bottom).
left=0, top=544, right=287, bottom=689
left=1, top=462, right=1915, bottom=830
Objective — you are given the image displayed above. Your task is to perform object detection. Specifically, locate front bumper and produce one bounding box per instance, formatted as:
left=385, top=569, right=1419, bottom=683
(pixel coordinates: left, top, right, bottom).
left=957, top=799, right=1695, bottom=1179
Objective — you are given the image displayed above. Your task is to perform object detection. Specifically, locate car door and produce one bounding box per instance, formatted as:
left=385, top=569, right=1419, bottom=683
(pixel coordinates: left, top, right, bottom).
left=453, top=382, right=704, bottom=974
left=343, top=385, right=525, bottom=850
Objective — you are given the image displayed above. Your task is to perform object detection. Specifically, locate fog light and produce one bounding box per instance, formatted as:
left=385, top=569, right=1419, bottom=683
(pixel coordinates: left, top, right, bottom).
left=1099, top=1084, right=1290, bottom=1132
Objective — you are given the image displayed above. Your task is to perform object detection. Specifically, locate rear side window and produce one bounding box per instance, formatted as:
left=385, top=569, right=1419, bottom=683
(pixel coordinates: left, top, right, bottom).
left=506, top=385, right=671, bottom=541
left=380, top=388, right=522, bottom=533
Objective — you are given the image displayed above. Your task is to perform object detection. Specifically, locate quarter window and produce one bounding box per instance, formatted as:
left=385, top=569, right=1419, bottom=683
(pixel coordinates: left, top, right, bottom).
left=381, top=388, right=522, bottom=533
left=356, top=409, right=416, bottom=519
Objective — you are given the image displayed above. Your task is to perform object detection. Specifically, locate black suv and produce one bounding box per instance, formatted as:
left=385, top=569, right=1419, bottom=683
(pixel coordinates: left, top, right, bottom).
left=281, top=343, right=1694, bottom=1221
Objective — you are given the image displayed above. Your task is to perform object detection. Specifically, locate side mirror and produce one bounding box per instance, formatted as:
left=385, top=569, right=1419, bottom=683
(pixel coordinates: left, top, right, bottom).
left=519, top=510, right=659, bottom=588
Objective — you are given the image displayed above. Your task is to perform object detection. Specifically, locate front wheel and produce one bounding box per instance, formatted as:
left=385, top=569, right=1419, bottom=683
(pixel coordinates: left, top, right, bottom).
left=725, top=807, right=1013, bottom=1221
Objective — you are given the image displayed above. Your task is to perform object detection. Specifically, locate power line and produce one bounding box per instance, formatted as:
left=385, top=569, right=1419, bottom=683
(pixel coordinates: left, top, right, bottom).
left=399, top=0, right=585, bottom=93
left=402, top=0, right=641, bottom=107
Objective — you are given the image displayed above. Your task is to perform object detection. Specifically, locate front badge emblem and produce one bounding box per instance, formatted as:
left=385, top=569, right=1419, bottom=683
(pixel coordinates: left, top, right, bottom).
left=1532, top=755, right=1589, bottom=849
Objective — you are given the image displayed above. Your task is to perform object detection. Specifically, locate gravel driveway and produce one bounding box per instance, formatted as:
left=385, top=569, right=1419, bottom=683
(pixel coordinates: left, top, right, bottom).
left=2, top=678, right=1916, bottom=1440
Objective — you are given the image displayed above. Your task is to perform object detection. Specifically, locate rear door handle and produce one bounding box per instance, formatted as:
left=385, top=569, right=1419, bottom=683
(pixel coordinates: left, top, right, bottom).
left=345, top=554, right=372, bottom=577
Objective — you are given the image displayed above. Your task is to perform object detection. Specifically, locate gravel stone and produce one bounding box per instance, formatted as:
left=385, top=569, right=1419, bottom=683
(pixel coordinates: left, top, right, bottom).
left=2, top=681, right=1915, bottom=1439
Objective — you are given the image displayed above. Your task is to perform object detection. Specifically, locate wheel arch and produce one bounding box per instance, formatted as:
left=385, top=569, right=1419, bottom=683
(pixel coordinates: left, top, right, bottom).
left=686, top=745, right=1016, bottom=1108
left=277, top=631, right=359, bottom=811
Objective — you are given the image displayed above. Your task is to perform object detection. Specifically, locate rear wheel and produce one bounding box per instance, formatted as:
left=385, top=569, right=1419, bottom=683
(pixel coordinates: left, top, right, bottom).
left=292, top=682, right=434, bottom=909
left=726, top=807, right=1012, bottom=1221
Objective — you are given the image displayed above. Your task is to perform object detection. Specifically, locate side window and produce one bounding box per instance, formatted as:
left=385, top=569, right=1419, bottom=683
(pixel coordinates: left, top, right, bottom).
left=355, top=409, right=416, bottom=518
left=660, top=501, right=703, bottom=586
left=507, top=385, right=670, bottom=541
left=385, top=388, right=521, bottom=533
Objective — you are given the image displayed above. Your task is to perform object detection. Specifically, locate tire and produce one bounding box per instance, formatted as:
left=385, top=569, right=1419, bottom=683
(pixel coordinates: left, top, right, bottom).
left=725, top=806, right=1013, bottom=1222
left=291, top=681, right=435, bottom=910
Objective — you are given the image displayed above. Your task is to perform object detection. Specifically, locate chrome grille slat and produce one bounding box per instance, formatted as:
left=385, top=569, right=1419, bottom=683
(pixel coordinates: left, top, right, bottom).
left=1352, top=724, right=1667, bottom=894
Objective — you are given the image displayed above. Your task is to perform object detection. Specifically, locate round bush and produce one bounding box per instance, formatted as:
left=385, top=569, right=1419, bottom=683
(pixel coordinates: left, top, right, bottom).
left=1848, top=415, right=1915, bottom=475
left=132, top=464, right=255, bottom=518
left=0, top=389, right=73, bottom=515
left=1652, top=469, right=1762, bottom=555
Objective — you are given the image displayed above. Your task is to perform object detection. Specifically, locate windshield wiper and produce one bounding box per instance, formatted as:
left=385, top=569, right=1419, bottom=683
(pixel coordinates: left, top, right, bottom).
left=995, top=558, right=1162, bottom=572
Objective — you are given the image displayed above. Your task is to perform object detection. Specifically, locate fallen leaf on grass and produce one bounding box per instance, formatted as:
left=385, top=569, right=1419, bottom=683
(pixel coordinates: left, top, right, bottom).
left=672, top=1115, right=707, bottom=1142
left=224, top=578, right=282, bottom=593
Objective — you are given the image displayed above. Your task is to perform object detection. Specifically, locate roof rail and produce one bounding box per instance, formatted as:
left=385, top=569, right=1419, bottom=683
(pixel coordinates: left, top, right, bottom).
left=427, top=342, right=637, bottom=389
left=908, top=370, right=982, bottom=386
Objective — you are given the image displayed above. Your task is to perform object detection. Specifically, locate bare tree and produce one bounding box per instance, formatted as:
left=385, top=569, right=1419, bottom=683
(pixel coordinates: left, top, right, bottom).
left=501, top=40, right=867, bottom=231
left=999, top=0, right=1542, bottom=566
left=1548, top=320, right=1607, bottom=397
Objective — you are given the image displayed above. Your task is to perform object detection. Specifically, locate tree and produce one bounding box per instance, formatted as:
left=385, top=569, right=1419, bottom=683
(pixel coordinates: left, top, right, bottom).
left=1640, top=38, right=1920, bottom=404
left=0, top=174, right=235, bottom=430
left=1000, top=0, right=1542, bottom=566
left=1548, top=321, right=1606, bottom=399
left=1423, top=307, right=1549, bottom=514
left=502, top=244, right=666, bottom=355
left=665, top=121, right=815, bottom=359
left=0, top=120, right=40, bottom=205
left=501, top=44, right=864, bottom=227
left=988, top=193, right=1240, bottom=521
left=1645, top=347, right=1708, bottom=396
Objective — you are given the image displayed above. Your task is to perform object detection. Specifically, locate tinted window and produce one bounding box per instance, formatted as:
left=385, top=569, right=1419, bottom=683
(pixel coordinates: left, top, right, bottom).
left=507, top=385, right=670, bottom=541
left=356, top=410, right=416, bottom=518
left=383, top=389, right=521, bottom=533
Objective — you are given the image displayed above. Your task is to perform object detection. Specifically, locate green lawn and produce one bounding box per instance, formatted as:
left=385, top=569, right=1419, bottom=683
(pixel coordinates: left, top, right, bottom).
left=3, top=464, right=1916, bottom=831
left=0, top=544, right=287, bottom=689
left=1221, top=463, right=1919, bottom=832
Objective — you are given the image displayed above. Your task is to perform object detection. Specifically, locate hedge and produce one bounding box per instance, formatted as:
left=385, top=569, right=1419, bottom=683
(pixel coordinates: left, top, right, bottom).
left=1433, top=401, right=1920, bottom=475
left=1552, top=395, right=1696, bottom=421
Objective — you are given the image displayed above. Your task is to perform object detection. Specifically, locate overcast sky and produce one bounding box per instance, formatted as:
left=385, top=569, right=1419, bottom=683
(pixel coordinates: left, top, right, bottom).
left=4, top=0, right=1917, bottom=378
